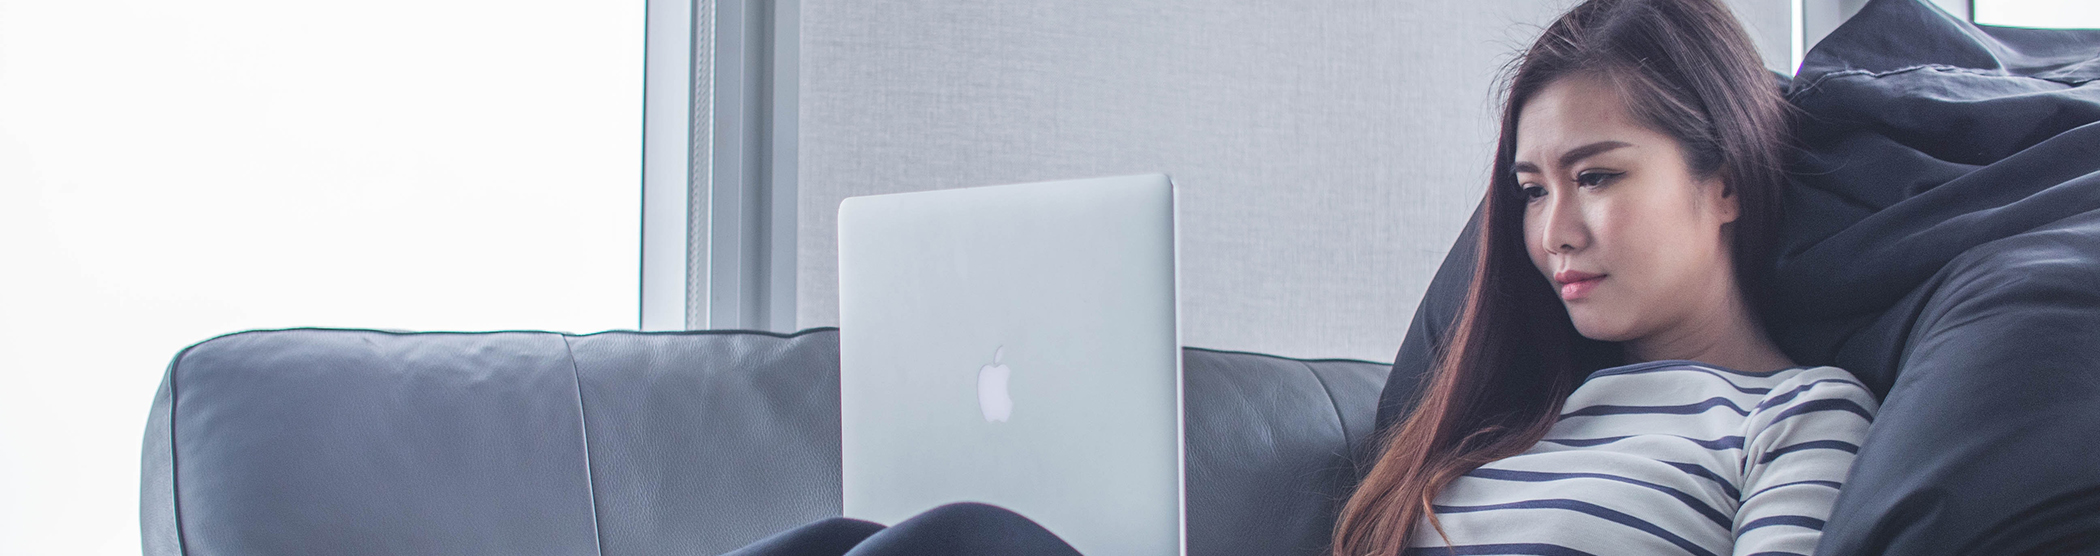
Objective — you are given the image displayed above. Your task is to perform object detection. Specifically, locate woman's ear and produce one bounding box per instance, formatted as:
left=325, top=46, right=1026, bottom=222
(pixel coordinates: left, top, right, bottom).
left=1707, top=178, right=1741, bottom=224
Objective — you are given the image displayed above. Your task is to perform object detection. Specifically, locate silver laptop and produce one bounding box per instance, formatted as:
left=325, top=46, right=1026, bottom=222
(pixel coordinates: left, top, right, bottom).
left=837, top=174, right=1183, bottom=556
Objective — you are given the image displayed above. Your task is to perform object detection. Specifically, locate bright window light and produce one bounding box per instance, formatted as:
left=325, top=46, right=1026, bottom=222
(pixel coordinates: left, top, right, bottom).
left=0, top=1, right=644, bottom=554
left=1974, top=0, right=2100, bottom=28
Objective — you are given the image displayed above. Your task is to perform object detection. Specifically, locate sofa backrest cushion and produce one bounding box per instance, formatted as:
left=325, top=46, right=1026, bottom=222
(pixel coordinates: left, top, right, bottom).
left=568, top=329, right=846, bottom=556
left=143, top=329, right=605, bottom=556
left=1182, top=348, right=1387, bottom=556
left=145, top=328, right=1389, bottom=556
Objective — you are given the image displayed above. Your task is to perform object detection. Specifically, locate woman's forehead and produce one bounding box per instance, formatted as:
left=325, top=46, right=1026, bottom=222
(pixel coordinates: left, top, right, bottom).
left=1515, top=76, right=1663, bottom=168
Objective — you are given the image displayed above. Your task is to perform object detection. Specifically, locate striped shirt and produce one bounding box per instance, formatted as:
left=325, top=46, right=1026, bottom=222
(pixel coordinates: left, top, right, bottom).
left=1405, top=360, right=1879, bottom=556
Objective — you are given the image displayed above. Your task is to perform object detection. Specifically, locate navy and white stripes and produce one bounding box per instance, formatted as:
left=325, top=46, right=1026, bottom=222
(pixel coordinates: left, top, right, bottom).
left=1406, top=361, right=1878, bottom=556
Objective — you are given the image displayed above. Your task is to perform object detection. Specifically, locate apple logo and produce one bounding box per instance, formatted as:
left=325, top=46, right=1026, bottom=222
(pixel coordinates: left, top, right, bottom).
left=977, top=346, right=1013, bottom=423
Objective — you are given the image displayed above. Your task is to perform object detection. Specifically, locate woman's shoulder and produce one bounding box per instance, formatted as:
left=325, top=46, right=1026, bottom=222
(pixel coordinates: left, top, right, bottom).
left=1575, top=360, right=1879, bottom=439
left=1748, top=364, right=1881, bottom=421
left=1583, top=360, right=1877, bottom=406
left=1763, top=364, right=1873, bottom=392
left=1589, top=359, right=1864, bottom=384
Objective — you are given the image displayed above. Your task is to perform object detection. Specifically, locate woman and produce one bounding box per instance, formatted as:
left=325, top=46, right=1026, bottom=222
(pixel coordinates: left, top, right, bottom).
left=733, top=0, right=1875, bottom=554
left=1331, top=0, right=1876, bottom=554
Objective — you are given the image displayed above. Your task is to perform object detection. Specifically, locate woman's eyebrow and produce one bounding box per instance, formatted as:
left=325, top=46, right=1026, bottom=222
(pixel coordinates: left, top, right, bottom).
left=1512, top=140, right=1635, bottom=175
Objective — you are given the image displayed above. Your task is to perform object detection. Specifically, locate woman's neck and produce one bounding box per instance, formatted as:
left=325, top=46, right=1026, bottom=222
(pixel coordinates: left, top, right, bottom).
left=1625, top=288, right=1796, bottom=373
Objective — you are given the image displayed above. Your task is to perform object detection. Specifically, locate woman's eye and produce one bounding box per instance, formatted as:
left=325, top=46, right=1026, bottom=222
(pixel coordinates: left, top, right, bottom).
left=1576, top=171, right=1621, bottom=187
left=1520, top=184, right=1547, bottom=200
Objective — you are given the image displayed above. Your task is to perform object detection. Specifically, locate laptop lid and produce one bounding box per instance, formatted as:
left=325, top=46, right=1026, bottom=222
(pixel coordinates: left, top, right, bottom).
left=837, top=174, right=1183, bottom=556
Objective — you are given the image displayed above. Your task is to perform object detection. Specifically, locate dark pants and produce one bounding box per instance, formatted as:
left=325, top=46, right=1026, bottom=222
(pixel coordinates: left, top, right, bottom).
left=724, top=502, right=1084, bottom=556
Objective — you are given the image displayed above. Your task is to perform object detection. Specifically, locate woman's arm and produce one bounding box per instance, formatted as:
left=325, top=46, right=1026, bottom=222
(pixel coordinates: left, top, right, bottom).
left=1733, top=368, right=1880, bottom=556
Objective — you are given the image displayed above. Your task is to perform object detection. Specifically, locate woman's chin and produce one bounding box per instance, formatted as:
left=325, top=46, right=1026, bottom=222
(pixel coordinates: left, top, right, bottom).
left=1568, top=314, right=1638, bottom=343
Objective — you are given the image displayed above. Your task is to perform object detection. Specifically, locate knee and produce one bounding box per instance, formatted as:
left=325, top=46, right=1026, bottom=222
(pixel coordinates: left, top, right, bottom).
left=915, top=501, right=1029, bottom=527
left=881, top=502, right=1080, bottom=556
left=806, top=517, right=887, bottom=540
left=723, top=517, right=885, bottom=556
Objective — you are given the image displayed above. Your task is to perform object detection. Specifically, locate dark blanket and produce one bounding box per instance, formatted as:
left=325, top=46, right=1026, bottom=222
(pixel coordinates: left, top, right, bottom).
left=1377, top=0, right=2100, bottom=553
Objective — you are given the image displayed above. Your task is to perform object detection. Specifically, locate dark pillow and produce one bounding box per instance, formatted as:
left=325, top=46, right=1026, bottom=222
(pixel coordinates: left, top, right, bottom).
left=1378, top=0, right=2100, bottom=553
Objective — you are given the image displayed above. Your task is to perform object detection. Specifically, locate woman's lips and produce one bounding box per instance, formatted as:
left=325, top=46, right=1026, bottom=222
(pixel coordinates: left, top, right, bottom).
left=1553, top=270, right=1606, bottom=301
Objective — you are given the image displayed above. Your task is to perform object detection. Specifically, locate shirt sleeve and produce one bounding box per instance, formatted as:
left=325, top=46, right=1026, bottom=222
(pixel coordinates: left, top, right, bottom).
left=1733, top=367, right=1880, bottom=556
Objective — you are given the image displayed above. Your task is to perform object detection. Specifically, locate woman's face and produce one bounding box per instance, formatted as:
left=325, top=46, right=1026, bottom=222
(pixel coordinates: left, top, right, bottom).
left=1513, top=74, right=1740, bottom=344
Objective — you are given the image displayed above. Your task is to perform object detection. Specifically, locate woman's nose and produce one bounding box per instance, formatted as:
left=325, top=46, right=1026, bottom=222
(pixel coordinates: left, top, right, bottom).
left=1539, top=191, right=1589, bottom=254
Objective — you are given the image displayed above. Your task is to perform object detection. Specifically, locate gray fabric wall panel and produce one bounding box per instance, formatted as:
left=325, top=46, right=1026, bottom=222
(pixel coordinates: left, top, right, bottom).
left=1728, top=0, right=1797, bottom=75
left=796, top=0, right=1787, bottom=362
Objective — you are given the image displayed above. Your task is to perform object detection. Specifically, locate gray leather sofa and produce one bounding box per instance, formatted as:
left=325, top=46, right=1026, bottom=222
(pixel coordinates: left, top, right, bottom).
left=141, top=327, right=1401, bottom=556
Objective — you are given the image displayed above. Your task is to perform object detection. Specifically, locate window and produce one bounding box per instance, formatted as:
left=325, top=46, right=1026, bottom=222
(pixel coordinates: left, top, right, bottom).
left=1974, top=0, right=2100, bottom=28
left=0, top=2, right=643, bottom=554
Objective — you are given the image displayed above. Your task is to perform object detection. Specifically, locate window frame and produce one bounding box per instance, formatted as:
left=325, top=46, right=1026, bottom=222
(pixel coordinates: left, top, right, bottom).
left=641, top=0, right=799, bottom=332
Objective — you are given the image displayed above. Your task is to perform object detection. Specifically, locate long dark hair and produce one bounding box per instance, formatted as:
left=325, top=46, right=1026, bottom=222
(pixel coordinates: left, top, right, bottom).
left=1332, top=0, right=1792, bottom=553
